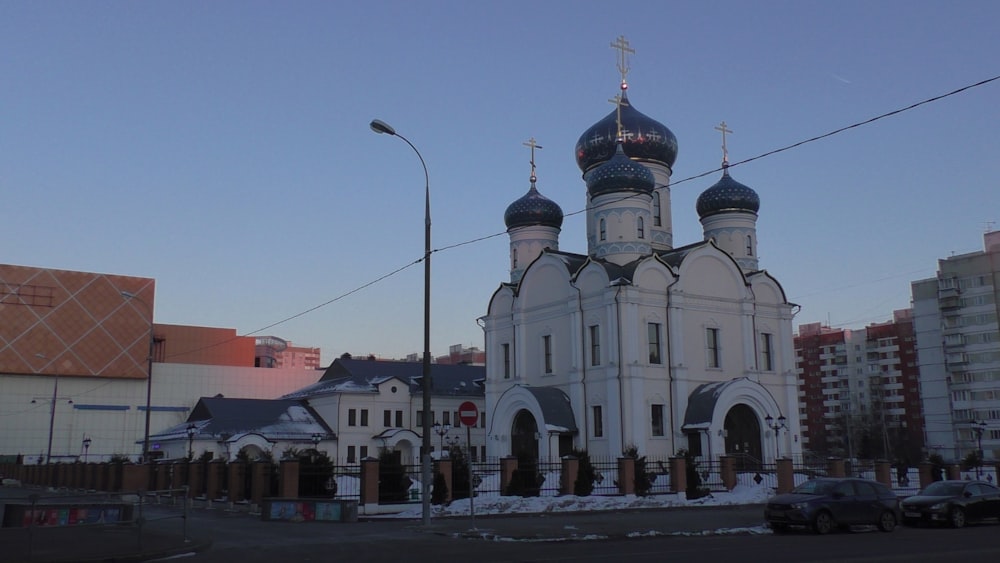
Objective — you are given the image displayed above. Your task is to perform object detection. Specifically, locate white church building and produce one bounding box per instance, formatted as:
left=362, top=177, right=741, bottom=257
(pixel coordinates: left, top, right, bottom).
left=482, top=39, right=801, bottom=465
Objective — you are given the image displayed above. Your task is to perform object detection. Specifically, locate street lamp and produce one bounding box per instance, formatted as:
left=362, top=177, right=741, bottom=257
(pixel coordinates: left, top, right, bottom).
left=433, top=423, right=451, bottom=454
left=82, top=436, right=92, bottom=463
left=765, top=414, right=787, bottom=460
left=973, top=421, right=988, bottom=479
left=311, top=433, right=323, bottom=463
left=371, top=118, right=432, bottom=527
left=186, top=424, right=197, bottom=459
left=40, top=352, right=59, bottom=464
left=121, top=290, right=155, bottom=462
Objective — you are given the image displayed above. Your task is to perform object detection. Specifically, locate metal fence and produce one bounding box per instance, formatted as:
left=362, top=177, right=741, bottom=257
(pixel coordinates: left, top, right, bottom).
left=0, top=487, right=190, bottom=562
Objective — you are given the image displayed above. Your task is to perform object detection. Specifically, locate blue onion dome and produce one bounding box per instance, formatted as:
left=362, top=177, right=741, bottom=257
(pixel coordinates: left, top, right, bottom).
left=504, top=183, right=564, bottom=230
left=575, top=91, right=678, bottom=174
left=696, top=167, right=760, bottom=218
left=584, top=142, right=656, bottom=197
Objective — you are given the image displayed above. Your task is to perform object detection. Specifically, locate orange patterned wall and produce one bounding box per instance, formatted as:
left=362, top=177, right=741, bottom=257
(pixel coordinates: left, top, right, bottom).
left=0, top=264, right=156, bottom=379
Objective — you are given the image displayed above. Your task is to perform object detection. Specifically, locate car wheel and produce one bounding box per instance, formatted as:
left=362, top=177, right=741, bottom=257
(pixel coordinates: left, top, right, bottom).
left=878, top=510, right=897, bottom=532
left=949, top=507, right=966, bottom=529
left=813, top=511, right=834, bottom=535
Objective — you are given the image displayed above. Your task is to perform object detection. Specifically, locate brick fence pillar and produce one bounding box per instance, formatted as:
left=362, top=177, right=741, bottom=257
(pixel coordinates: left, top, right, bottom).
left=228, top=462, right=246, bottom=502
left=918, top=461, right=934, bottom=489
left=874, top=460, right=892, bottom=488
left=121, top=464, right=148, bottom=491
left=435, top=459, right=453, bottom=503
left=719, top=455, right=737, bottom=491
left=279, top=459, right=299, bottom=498
left=776, top=458, right=794, bottom=494
left=560, top=456, right=579, bottom=495
left=360, top=458, right=379, bottom=506
left=947, top=464, right=961, bottom=480
left=827, top=457, right=846, bottom=478
left=670, top=456, right=687, bottom=494
left=618, top=457, right=635, bottom=495
left=188, top=462, right=203, bottom=498
left=500, top=457, right=518, bottom=495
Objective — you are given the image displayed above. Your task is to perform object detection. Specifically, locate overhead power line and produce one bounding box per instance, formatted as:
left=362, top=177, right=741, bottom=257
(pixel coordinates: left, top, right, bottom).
left=166, top=74, right=1000, bottom=360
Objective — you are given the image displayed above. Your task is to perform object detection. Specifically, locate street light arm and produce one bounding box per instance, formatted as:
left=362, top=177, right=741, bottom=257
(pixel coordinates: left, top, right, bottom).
left=371, top=118, right=433, bottom=527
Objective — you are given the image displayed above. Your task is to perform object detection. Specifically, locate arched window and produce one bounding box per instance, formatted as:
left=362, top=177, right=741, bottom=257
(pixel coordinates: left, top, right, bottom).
left=746, top=235, right=753, bottom=256
left=512, top=248, right=518, bottom=269
left=637, top=216, right=645, bottom=239
left=653, top=192, right=661, bottom=226
left=599, top=218, right=606, bottom=241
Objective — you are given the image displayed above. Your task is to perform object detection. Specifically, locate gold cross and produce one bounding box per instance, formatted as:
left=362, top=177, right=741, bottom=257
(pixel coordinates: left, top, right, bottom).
left=610, top=35, right=635, bottom=89
left=608, top=95, right=627, bottom=141
left=523, top=137, right=543, bottom=181
left=715, top=121, right=733, bottom=165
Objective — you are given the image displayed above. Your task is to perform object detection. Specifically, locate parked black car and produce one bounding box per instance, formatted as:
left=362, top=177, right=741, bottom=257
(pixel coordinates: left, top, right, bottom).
left=764, top=477, right=901, bottom=534
left=901, top=480, right=1000, bottom=528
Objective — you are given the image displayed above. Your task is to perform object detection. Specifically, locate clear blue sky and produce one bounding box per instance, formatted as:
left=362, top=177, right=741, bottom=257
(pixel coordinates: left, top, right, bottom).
left=2, top=1, right=997, bottom=365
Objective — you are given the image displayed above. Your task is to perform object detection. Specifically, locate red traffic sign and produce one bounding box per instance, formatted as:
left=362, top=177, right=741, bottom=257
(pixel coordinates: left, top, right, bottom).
left=458, top=401, right=479, bottom=427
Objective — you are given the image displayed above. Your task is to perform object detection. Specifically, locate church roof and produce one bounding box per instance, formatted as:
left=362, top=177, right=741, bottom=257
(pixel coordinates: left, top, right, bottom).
left=150, top=396, right=332, bottom=442
left=682, top=380, right=738, bottom=428
left=524, top=386, right=578, bottom=434
left=504, top=185, right=564, bottom=229
left=696, top=167, right=760, bottom=219
left=575, top=91, right=678, bottom=173
left=283, top=357, right=484, bottom=399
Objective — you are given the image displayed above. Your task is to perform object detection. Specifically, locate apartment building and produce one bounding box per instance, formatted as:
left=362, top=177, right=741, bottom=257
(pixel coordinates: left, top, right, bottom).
left=911, top=230, right=1000, bottom=462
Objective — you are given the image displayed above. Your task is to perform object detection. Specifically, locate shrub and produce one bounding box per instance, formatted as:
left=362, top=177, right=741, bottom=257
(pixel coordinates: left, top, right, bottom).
left=927, top=453, right=947, bottom=482
left=622, top=445, right=653, bottom=496
left=431, top=471, right=449, bottom=505
left=571, top=449, right=597, bottom=496
left=447, top=444, right=472, bottom=500
left=676, top=448, right=709, bottom=499
left=378, top=449, right=412, bottom=503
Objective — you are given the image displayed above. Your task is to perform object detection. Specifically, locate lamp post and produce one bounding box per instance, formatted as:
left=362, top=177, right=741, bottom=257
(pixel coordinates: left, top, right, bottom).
left=311, top=433, right=322, bottom=463
left=765, top=414, right=787, bottom=460
left=44, top=369, right=59, bottom=464
left=121, top=291, right=155, bottom=462
left=186, top=424, right=196, bottom=459
left=371, top=118, right=432, bottom=527
left=82, top=436, right=92, bottom=463
left=973, top=421, right=988, bottom=479
left=433, top=423, right=451, bottom=454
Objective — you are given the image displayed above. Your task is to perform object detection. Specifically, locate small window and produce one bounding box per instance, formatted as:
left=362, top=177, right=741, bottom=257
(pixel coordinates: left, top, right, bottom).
left=648, top=323, right=662, bottom=364
left=590, top=325, right=601, bottom=366
left=707, top=328, right=720, bottom=368
left=383, top=410, right=392, bottom=427
left=512, top=248, right=518, bottom=269
left=347, top=446, right=356, bottom=463
left=360, top=446, right=368, bottom=459
left=637, top=216, right=645, bottom=239
left=746, top=235, right=753, bottom=256
left=395, top=410, right=403, bottom=428
left=416, top=410, right=424, bottom=427
left=651, top=404, right=664, bottom=436
left=593, top=405, right=604, bottom=438
left=360, top=409, right=369, bottom=427
left=653, top=192, right=661, bottom=226
left=760, top=333, right=774, bottom=371
left=543, top=335, right=553, bottom=374
left=348, top=409, right=357, bottom=427
left=443, top=411, right=450, bottom=425
left=599, top=218, right=606, bottom=241
left=480, top=412, right=486, bottom=428
left=502, top=343, right=511, bottom=379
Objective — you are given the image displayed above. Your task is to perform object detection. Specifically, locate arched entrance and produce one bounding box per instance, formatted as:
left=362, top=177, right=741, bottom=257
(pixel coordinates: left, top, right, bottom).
left=724, top=404, right=763, bottom=469
left=511, top=409, right=539, bottom=463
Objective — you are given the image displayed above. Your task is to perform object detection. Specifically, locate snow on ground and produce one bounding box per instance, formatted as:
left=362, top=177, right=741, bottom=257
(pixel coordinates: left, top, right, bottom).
left=378, top=480, right=775, bottom=519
